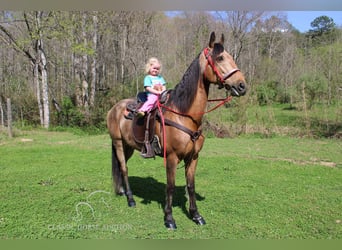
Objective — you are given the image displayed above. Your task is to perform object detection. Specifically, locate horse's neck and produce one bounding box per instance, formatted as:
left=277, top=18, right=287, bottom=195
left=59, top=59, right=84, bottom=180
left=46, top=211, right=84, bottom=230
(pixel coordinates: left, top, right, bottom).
left=187, top=78, right=209, bottom=125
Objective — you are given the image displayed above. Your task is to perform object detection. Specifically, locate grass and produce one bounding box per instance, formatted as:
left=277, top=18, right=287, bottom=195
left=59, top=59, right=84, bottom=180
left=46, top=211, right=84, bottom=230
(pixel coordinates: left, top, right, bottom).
left=0, top=130, right=341, bottom=239
left=205, top=102, right=342, bottom=138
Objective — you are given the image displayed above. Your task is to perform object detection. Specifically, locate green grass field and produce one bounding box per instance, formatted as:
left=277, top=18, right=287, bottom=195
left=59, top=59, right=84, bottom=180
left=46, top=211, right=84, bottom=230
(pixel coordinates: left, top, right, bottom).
left=205, top=102, right=341, bottom=138
left=0, top=130, right=341, bottom=239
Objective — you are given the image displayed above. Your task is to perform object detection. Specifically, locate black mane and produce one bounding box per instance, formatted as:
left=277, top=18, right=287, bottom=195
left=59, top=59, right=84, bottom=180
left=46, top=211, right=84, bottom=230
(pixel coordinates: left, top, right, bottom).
left=170, top=55, right=200, bottom=113
left=168, top=44, right=224, bottom=113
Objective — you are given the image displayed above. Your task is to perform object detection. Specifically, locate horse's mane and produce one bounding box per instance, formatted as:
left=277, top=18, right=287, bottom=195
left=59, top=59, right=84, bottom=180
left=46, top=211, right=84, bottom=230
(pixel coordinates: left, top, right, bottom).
left=170, top=55, right=201, bottom=113
left=169, top=44, right=225, bottom=113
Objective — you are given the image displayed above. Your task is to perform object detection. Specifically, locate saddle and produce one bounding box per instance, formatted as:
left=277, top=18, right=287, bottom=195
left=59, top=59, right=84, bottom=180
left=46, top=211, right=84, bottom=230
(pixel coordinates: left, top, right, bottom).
left=125, top=91, right=170, bottom=158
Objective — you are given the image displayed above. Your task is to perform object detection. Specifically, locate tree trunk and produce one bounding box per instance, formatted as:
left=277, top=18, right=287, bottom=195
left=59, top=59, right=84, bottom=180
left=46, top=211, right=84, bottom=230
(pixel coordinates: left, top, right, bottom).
left=0, top=96, right=4, bottom=127
left=7, top=98, right=12, bottom=138
left=82, top=13, right=89, bottom=108
left=36, top=11, right=49, bottom=128
left=302, top=81, right=311, bottom=136
left=89, top=12, right=97, bottom=107
left=40, top=49, right=49, bottom=128
left=34, top=61, right=43, bottom=126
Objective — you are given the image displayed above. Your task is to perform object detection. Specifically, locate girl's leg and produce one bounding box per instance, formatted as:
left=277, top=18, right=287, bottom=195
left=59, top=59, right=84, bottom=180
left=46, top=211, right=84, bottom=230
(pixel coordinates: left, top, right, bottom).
left=138, top=94, right=159, bottom=112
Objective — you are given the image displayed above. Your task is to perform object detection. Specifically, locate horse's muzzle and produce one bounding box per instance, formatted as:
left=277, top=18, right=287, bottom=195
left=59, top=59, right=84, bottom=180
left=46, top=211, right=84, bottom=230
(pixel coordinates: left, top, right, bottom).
left=230, top=82, right=247, bottom=97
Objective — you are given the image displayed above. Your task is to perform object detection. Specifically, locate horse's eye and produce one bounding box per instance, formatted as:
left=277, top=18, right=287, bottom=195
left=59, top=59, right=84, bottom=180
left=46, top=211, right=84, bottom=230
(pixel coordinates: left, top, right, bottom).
left=216, top=56, right=224, bottom=62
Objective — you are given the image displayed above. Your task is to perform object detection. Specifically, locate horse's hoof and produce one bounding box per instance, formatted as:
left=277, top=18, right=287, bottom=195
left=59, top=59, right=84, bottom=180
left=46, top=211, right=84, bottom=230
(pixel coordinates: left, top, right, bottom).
left=164, top=220, right=177, bottom=230
left=128, top=200, right=136, bottom=207
left=193, top=216, right=206, bottom=225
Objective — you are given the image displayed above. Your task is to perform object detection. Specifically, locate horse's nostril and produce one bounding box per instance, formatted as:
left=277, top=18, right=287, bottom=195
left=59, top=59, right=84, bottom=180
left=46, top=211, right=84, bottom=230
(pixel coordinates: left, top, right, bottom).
left=238, top=82, right=246, bottom=91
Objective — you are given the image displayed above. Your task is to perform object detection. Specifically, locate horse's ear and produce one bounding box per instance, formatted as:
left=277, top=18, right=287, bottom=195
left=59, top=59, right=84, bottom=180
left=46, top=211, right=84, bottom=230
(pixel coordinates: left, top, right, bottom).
left=209, top=32, right=216, bottom=48
left=220, top=34, right=224, bottom=45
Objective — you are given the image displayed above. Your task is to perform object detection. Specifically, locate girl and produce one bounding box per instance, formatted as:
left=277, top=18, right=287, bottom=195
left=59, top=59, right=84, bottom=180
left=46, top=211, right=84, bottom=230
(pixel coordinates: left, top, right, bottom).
left=136, top=57, right=166, bottom=117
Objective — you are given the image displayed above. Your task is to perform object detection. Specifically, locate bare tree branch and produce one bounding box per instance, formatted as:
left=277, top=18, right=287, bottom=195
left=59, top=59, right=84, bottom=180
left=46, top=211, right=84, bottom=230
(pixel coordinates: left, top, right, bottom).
left=0, top=22, right=35, bottom=64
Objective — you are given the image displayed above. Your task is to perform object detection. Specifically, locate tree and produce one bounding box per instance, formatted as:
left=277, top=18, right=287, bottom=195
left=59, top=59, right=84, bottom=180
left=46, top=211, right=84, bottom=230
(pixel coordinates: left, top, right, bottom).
left=307, top=15, right=337, bottom=45
left=89, top=12, right=98, bottom=107
left=310, top=15, right=335, bottom=35
left=0, top=11, right=51, bottom=128
left=299, top=73, right=328, bottom=109
left=221, top=11, right=264, bottom=62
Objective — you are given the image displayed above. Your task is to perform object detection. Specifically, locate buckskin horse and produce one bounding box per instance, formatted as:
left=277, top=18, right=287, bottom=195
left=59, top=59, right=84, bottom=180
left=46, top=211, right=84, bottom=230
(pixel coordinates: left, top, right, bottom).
left=107, top=32, right=247, bottom=229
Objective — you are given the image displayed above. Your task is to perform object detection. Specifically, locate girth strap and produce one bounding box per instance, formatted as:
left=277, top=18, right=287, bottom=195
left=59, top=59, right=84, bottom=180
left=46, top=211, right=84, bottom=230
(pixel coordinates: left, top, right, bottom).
left=163, top=118, right=202, bottom=142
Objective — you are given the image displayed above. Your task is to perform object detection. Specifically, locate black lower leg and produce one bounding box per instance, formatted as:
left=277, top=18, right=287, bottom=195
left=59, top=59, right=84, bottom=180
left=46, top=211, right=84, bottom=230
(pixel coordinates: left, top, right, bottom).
left=187, top=184, right=206, bottom=225
left=126, top=190, right=136, bottom=207
left=123, top=174, right=135, bottom=207
left=164, top=184, right=176, bottom=229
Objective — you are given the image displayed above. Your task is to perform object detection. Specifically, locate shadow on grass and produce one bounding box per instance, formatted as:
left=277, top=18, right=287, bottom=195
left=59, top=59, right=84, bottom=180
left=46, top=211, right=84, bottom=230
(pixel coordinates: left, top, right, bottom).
left=129, top=176, right=205, bottom=219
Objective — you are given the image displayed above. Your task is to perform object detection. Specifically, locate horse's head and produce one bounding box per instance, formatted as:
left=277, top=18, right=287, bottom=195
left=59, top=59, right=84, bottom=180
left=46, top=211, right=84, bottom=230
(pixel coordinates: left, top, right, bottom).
left=202, top=32, right=247, bottom=97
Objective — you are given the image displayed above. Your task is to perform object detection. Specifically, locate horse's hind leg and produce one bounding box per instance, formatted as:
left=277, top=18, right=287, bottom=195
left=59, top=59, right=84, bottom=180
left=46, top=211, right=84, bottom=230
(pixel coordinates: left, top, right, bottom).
left=122, top=146, right=136, bottom=207
left=111, top=143, right=125, bottom=195
left=111, top=141, right=136, bottom=207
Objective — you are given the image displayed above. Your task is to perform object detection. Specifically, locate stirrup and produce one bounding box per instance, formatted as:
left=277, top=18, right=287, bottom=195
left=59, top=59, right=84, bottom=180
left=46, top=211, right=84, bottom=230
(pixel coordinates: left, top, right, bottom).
left=140, top=142, right=155, bottom=158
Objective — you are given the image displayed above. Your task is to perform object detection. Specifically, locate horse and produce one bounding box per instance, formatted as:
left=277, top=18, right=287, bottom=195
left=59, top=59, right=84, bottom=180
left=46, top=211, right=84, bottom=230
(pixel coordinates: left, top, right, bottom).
left=106, top=32, right=247, bottom=229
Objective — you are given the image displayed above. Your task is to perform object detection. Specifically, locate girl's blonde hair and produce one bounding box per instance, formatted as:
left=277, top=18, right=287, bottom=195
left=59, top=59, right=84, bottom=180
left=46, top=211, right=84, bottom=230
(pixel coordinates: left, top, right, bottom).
left=145, top=57, right=162, bottom=74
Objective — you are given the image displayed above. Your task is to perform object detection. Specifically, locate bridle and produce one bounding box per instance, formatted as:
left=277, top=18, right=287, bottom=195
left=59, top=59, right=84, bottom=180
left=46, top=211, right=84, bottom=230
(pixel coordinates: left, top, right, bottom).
left=203, top=47, right=240, bottom=85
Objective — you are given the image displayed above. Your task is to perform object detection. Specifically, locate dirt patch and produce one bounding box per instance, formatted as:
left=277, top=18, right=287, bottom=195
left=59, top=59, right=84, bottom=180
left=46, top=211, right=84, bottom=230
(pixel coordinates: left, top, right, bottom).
left=274, top=157, right=337, bottom=168
left=247, top=155, right=338, bottom=168
left=21, top=138, right=33, bottom=142
left=319, top=161, right=337, bottom=168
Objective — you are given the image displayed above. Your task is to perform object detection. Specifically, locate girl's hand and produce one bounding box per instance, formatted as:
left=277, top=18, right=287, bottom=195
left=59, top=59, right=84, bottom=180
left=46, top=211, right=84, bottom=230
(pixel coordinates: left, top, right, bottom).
left=153, top=84, right=163, bottom=91
left=145, top=86, right=162, bottom=95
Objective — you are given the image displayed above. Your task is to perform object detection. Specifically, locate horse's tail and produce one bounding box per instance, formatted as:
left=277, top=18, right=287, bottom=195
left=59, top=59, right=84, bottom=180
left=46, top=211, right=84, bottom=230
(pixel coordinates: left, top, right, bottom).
left=111, top=143, right=124, bottom=195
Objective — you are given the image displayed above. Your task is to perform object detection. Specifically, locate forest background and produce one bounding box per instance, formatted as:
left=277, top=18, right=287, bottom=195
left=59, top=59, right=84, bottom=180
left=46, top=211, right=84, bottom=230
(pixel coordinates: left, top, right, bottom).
left=0, top=11, right=341, bottom=138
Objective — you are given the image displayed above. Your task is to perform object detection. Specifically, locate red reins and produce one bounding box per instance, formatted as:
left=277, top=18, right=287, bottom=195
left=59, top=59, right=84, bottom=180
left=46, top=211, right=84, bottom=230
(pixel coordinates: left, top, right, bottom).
left=159, top=95, right=232, bottom=117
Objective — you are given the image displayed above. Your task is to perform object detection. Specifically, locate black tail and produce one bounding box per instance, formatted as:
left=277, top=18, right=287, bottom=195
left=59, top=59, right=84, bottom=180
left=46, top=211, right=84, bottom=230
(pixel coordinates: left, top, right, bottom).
left=112, top=143, right=124, bottom=195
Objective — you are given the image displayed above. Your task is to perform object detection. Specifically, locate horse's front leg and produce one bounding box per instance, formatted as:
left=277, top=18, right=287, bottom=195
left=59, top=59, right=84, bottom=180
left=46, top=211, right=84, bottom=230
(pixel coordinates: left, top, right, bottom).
left=164, top=155, right=178, bottom=229
left=185, top=154, right=206, bottom=225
